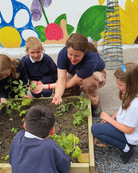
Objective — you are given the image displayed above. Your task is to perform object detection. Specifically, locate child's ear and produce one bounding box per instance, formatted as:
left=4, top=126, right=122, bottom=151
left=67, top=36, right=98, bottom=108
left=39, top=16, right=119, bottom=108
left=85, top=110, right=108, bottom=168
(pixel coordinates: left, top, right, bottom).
left=25, top=49, right=28, bottom=54
left=49, top=127, right=55, bottom=136
left=23, top=122, right=27, bottom=130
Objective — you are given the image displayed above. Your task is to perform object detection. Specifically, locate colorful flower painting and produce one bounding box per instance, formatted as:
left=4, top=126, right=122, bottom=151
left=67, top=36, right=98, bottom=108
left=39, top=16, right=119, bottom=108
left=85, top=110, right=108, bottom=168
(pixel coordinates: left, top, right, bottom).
left=119, top=0, right=138, bottom=44
left=0, top=0, right=38, bottom=48
left=31, top=0, right=74, bottom=44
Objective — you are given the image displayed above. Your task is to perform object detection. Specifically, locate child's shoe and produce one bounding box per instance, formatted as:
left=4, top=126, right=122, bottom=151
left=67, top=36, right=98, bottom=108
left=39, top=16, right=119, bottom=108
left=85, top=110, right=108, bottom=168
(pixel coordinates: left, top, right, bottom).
left=120, top=144, right=136, bottom=164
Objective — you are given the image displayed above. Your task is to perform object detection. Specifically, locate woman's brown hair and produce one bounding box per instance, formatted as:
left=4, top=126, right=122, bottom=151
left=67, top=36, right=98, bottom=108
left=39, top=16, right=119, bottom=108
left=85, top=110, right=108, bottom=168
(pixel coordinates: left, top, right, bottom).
left=114, top=62, right=138, bottom=110
left=0, top=54, right=19, bottom=79
left=66, top=33, right=97, bottom=53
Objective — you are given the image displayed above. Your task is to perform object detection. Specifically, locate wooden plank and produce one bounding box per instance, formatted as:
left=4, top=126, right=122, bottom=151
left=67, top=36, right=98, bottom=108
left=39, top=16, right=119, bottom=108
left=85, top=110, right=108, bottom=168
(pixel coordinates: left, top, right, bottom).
left=0, top=163, right=89, bottom=173
left=0, top=164, right=11, bottom=173
left=1, top=96, right=93, bottom=173
left=88, top=100, right=95, bottom=173
left=68, top=163, right=89, bottom=173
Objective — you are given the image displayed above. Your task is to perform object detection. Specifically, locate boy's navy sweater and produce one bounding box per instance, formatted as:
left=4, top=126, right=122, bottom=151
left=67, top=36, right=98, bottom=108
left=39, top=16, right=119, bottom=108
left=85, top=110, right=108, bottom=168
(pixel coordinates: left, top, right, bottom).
left=21, top=54, right=57, bottom=84
left=9, top=130, right=70, bottom=173
left=0, top=59, right=28, bottom=98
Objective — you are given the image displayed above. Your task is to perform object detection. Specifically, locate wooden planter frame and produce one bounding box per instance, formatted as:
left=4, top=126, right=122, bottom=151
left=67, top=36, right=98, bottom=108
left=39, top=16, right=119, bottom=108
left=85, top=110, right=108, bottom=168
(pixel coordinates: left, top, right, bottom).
left=0, top=96, right=95, bottom=173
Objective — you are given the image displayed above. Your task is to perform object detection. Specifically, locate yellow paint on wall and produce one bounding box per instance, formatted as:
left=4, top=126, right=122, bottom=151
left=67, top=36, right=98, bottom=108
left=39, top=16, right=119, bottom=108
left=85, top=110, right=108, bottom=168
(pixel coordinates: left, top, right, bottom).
left=98, top=0, right=105, bottom=5
left=119, top=0, right=138, bottom=44
left=0, top=26, right=21, bottom=48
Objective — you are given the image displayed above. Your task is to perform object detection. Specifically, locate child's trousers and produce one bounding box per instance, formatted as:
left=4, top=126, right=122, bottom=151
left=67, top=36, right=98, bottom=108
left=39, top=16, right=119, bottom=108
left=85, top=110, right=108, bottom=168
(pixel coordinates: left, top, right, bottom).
left=92, top=122, right=127, bottom=150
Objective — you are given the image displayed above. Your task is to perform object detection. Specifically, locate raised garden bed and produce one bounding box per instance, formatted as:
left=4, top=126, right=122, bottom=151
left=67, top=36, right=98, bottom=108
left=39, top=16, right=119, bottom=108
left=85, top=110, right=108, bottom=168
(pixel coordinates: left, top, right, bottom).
left=0, top=96, right=95, bottom=173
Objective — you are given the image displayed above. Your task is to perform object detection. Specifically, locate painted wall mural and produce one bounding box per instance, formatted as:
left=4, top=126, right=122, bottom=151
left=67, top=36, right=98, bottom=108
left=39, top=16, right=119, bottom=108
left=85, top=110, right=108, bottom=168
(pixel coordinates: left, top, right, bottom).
left=0, top=0, right=137, bottom=48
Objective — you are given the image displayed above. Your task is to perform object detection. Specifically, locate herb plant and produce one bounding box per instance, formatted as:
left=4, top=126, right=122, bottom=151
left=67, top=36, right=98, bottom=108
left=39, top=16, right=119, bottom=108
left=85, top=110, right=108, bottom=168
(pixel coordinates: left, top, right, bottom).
left=72, top=97, right=90, bottom=128
left=0, top=79, right=33, bottom=117
left=11, top=128, right=18, bottom=134
left=54, top=100, right=72, bottom=117
left=31, top=83, right=37, bottom=90
left=51, top=132, right=82, bottom=158
left=55, top=97, right=90, bottom=128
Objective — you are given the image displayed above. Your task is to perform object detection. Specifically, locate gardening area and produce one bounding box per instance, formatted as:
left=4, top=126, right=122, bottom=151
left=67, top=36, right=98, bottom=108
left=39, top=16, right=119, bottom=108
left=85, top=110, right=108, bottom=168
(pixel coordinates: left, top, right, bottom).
left=0, top=95, right=95, bottom=173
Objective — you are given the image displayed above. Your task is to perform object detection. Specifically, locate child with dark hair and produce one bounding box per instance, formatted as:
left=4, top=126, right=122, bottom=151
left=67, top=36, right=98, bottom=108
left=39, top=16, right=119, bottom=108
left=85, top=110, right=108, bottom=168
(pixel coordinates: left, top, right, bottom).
left=9, top=105, right=70, bottom=173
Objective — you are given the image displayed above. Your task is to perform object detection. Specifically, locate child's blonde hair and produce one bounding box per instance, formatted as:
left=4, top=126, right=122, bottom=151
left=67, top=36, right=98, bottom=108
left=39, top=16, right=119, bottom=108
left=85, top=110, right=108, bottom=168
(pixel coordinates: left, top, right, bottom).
left=114, top=62, right=138, bottom=109
left=0, top=54, right=19, bottom=79
left=25, top=37, right=44, bottom=52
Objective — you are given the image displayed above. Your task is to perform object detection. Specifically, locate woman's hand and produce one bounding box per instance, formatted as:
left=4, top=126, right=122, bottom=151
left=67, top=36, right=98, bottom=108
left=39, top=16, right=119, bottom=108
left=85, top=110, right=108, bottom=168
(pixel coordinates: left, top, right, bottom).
left=100, top=111, right=111, bottom=122
left=51, top=95, right=62, bottom=105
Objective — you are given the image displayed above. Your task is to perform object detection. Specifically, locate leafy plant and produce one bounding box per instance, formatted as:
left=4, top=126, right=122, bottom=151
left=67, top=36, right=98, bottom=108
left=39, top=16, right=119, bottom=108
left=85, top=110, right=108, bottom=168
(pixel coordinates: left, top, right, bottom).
left=71, top=97, right=90, bottom=128
left=54, top=100, right=72, bottom=117
left=0, top=79, right=33, bottom=117
left=51, top=132, right=82, bottom=158
left=5, top=78, right=30, bottom=99
left=54, top=97, right=90, bottom=128
left=11, top=128, right=18, bottom=134
left=31, top=83, right=37, bottom=90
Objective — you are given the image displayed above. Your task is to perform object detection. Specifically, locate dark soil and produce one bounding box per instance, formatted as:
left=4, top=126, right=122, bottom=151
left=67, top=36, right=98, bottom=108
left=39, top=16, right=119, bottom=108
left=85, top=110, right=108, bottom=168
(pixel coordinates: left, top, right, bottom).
left=0, top=97, right=89, bottom=163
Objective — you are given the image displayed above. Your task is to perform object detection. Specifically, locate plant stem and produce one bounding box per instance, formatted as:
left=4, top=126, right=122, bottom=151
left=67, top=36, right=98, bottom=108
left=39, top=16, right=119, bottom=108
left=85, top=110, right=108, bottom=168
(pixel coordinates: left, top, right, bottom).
left=38, top=0, right=49, bottom=25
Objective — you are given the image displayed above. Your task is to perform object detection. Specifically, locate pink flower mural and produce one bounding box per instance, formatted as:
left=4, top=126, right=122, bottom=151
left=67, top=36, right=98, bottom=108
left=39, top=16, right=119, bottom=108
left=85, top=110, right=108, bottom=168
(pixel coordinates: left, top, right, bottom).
left=30, top=0, right=74, bottom=43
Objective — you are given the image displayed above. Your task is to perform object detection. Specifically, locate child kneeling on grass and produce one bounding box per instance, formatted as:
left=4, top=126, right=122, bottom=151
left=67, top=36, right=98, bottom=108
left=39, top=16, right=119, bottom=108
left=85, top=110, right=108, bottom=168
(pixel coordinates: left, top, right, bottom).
left=9, top=105, right=70, bottom=173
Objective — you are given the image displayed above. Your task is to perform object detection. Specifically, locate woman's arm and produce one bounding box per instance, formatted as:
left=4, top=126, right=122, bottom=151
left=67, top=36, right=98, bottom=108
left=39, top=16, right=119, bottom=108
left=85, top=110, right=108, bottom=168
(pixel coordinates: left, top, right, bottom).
left=51, top=69, right=67, bottom=105
left=100, top=111, right=135, bottom=134
left=31, top=72, right=82, bottom=94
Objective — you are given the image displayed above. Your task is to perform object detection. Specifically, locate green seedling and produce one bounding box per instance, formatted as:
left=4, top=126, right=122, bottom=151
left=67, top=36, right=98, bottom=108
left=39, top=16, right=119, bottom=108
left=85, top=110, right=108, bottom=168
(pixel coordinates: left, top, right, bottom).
left=54, top=99, right=72, bottom=117
left=3, top=79, right=33, bottom=117
left=5, top=155, right=9, bottom=161
left=31, top=83, right=37, bottom=90
left=11, top=128, right=18, bottom=134
left=71, top=97, right=90, bottom=128
left=51, top=132, right=82, bottom=158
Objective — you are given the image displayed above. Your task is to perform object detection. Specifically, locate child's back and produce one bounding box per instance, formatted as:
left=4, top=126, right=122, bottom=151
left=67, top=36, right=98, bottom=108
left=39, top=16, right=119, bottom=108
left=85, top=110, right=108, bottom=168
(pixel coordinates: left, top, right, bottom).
left=9, top=106, right=70, bottom=173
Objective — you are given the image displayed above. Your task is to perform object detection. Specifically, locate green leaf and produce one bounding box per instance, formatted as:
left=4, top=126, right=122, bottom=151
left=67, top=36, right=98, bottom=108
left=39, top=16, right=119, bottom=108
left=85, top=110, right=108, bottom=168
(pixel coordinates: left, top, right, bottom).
left=13, top=87, right=19, bottom=93
left=76, top=5, right=107, bottom=41
left=35, top=25, right=47, bottom=42
left=54, top=14, right=67, bottom=25
left=19, top=110, right=27, bottom=117
left=54, top=14, right=74, bottom=36
left=15, top=95, right=18, bottom=99
left=66, top=24, right=74, bottom=35
left=21, top=98, right=32, bottom=106
left=12, top=81, right=19, bottom=84
left=74, top=137, right=79, bottom=144
left=72, top=147, right=82, bottom=158
left=19, top=91, right=25, bottom=97
left=19, top=80, right=23, bottom=85
left=5, top=155, right=9, bottom=160
left=5, top=85, right=9, bottom=89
